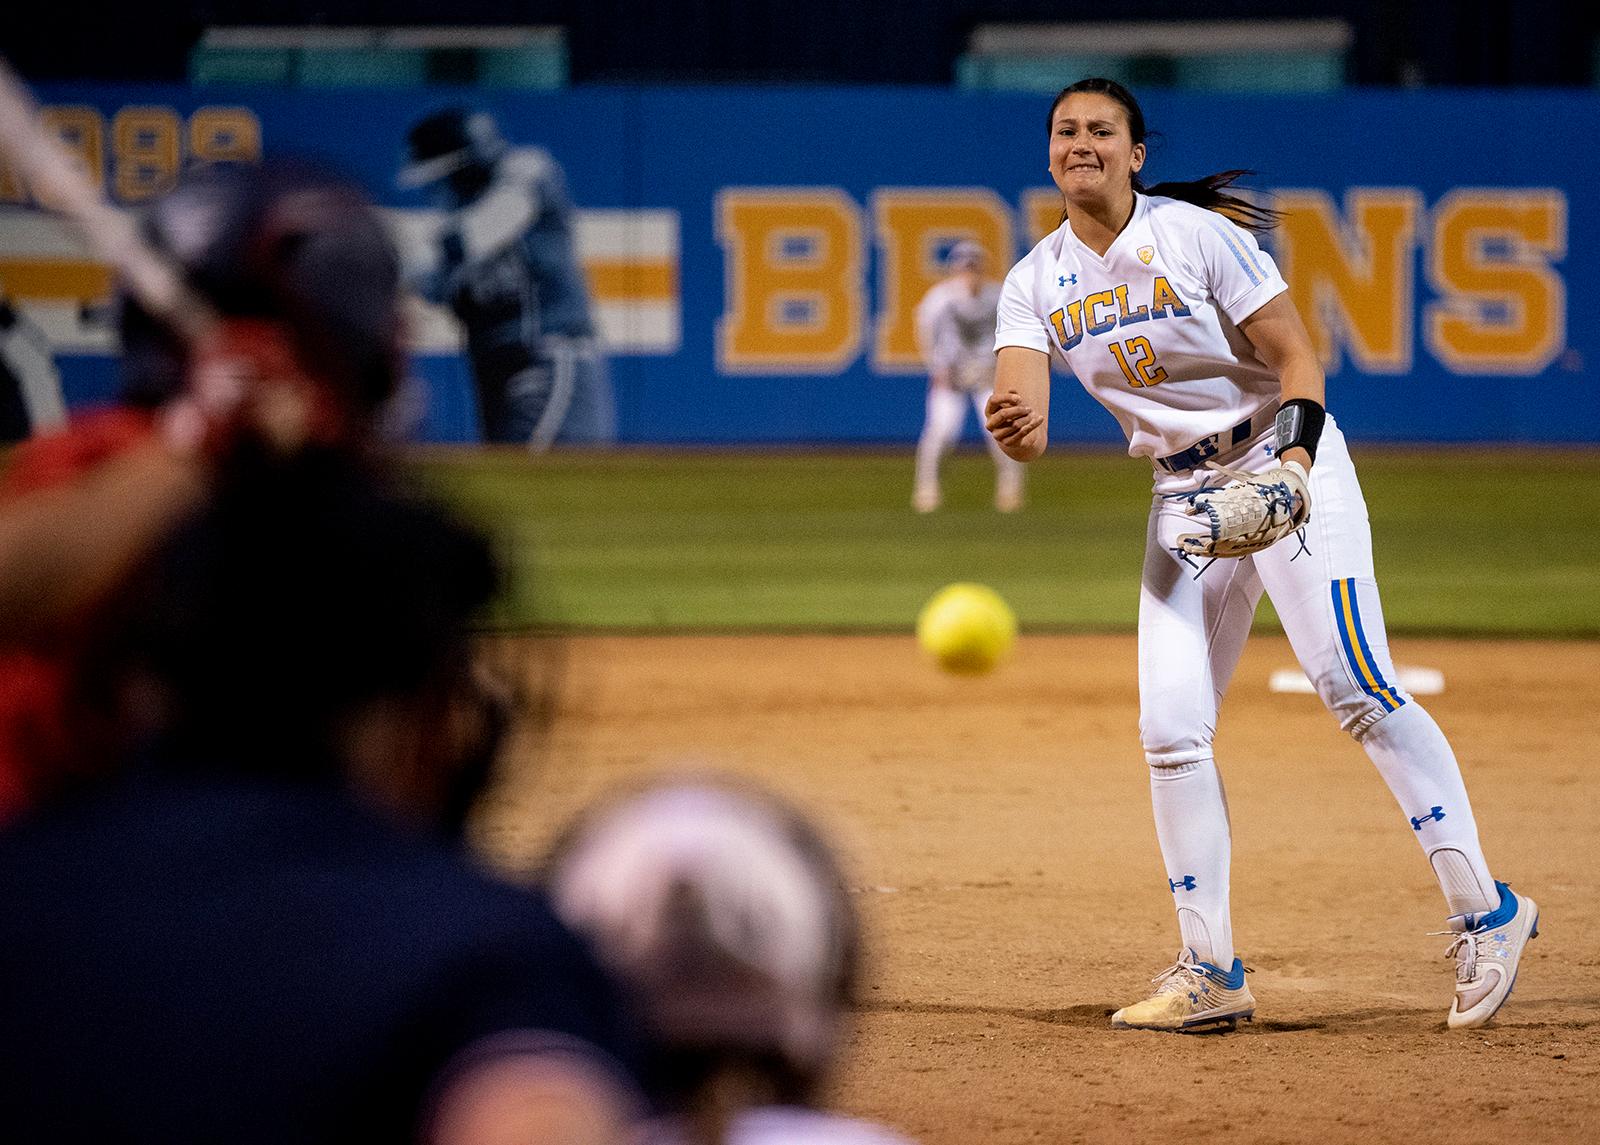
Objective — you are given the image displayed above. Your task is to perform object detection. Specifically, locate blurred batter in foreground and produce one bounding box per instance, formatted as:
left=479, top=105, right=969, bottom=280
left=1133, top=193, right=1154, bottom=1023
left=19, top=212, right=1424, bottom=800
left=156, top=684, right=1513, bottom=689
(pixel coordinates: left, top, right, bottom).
left=0, top=164, right=642, bottom=1143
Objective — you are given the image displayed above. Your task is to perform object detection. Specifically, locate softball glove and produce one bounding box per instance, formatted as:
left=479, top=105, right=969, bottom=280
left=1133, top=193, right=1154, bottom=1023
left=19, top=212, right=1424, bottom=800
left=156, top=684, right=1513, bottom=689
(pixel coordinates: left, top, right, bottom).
left=1177, top=459, right=1310, bottom=558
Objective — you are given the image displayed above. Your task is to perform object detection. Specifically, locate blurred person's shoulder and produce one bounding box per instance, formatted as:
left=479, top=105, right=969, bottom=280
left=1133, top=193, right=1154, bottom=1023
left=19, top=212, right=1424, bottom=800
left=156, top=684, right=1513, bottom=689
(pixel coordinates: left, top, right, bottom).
left=0, top=771, right=640, bottom=1141
left=917, top=277, right=958, bottom=312
left=0, top=769, right=597, bottom=993
left=0, top=769, right=637, bottom=1051
left=641, top=1107, right=920, bottom=1145
left=737, top=1107, right=920, bottom=1145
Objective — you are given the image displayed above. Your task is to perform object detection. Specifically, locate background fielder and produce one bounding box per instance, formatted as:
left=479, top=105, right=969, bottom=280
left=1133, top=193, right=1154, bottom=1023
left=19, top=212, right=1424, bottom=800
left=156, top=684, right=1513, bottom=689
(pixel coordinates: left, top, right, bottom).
left=912, top=241, right=1024, bottom=514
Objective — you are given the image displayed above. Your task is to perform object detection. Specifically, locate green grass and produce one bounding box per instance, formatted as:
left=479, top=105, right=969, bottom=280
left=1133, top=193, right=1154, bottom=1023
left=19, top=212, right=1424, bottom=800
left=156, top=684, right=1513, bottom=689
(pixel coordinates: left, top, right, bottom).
left=414, top=447, right=1600, bottom=637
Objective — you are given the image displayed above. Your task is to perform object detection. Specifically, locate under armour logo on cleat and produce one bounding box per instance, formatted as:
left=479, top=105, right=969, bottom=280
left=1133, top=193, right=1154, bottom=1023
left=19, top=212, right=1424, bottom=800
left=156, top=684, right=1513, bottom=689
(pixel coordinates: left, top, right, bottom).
left=1410, top=806, right=1446, bottom=831
left=1169, top=875, right=1197, bottom=892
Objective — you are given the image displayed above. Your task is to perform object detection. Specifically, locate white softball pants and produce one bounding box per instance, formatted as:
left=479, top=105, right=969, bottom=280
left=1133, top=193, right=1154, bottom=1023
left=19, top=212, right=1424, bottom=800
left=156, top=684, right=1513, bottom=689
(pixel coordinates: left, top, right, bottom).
left=1140, top=416, right=1403, bottom=760
left=1136, top=416, right=1497, bottom=962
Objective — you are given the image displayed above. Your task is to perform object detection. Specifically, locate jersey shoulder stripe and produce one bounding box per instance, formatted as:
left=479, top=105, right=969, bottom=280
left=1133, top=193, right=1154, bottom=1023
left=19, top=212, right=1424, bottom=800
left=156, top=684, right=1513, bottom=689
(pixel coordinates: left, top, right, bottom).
left=1206, top=219, right=1266, bottom=286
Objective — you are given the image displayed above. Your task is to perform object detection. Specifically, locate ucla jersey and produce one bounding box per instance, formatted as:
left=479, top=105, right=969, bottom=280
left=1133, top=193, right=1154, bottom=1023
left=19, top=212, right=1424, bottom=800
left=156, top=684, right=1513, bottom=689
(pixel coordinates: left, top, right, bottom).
left=994, top=194, right=1287, bottom=462
left=435, top=147, right=595, bottom=376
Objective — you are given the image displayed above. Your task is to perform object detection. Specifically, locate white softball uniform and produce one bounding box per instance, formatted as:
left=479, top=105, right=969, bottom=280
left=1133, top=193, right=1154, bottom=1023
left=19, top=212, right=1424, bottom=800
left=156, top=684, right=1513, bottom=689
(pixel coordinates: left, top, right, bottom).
left=996, top=194, right=1284, bottom=463
left=995, top=194, right=1500, bottom=967
left=914, top=277, right=1022, bottom=506
left=994, top=193, right=1405, bottom=744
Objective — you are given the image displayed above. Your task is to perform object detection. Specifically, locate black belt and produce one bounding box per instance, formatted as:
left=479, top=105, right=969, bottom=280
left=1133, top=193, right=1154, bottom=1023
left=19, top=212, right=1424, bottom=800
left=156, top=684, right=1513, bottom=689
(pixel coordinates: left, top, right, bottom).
left=1156, top=406, right=1275, bottom=474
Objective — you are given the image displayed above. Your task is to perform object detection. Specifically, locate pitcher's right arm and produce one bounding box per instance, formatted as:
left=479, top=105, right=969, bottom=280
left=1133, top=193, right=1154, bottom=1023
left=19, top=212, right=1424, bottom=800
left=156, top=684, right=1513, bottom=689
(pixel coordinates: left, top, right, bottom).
left=984, top=346, right=1050, bottom=461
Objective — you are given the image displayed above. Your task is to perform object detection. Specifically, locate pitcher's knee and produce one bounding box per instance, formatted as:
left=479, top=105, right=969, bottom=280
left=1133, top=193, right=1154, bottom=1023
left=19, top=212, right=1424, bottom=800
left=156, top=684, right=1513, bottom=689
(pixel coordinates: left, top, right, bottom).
left=1307, top=664, right=1411, bottom=740
left=1140, top=717, right=1214, bottom=768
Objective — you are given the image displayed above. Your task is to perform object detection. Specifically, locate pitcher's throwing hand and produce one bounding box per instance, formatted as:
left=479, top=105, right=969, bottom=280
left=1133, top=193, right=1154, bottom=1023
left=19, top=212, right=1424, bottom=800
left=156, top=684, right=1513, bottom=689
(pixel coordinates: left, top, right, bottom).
left=985, top=390, right=1042, bottom=448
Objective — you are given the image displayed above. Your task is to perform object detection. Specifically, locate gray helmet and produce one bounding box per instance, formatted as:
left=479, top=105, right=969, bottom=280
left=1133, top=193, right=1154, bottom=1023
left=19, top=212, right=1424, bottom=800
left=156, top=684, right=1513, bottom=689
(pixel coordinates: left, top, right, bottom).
left=546, top=776, right=860, bottom=1100
left=945, top=239, right=986, bottom=272
left=118, top=160, right=402, bottom=418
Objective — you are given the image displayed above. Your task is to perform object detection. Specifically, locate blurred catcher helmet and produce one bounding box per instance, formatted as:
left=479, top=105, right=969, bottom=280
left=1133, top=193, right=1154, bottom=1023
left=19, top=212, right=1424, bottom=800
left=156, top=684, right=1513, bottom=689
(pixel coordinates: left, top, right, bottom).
left=117, top=160, right=403, bottom=423
left=546, top=777, right=860, bottom=1099
left=398, top=107, right=507, bottom=190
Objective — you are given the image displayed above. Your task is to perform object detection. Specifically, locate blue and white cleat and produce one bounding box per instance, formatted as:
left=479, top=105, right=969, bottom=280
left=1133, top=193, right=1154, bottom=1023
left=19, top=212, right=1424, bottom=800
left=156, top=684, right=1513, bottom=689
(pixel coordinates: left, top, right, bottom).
left=1111, top=951, right=1254, bottom=1032
left=1441, top=880, right=1539, bottom=1030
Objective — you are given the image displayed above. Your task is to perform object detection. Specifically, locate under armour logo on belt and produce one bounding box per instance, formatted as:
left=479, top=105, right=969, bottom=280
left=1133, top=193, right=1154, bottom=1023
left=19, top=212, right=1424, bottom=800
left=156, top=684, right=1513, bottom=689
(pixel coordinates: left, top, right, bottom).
left=1169, top=875, right=1197, bottom=892
left=1410, top=806, right=1446, bottom=831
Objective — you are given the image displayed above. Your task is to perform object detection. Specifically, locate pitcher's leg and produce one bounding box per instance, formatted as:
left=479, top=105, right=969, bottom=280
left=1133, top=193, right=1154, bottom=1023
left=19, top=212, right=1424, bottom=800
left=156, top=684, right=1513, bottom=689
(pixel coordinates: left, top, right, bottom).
left=1257, top=422, right=1498, bottom=917
left=1255, top=421, right=1537, bottom=1025
left=1360, top=701, right=1496, bottom=914
left=1138, top=496, right=1264, bottom=970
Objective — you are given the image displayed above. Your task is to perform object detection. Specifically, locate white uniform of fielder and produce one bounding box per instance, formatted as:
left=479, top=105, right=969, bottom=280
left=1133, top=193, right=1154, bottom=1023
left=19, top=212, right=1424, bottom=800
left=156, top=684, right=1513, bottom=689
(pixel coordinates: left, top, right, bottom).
left=996, top=192, right=1527, bottom=1028
left=912, top=245, right=1025, bottom=512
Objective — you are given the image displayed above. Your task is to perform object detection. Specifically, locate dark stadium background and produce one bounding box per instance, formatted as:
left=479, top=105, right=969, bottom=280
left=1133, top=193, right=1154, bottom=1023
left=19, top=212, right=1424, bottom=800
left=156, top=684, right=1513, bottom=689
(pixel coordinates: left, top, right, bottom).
left=12, top=1, right=1600, bottom=88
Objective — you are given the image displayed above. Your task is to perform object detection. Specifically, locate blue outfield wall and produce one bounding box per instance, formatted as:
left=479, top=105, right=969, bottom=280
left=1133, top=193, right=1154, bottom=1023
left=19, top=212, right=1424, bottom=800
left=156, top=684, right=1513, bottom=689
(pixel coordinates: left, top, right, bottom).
left=7, top=85, right=1598, bottom=444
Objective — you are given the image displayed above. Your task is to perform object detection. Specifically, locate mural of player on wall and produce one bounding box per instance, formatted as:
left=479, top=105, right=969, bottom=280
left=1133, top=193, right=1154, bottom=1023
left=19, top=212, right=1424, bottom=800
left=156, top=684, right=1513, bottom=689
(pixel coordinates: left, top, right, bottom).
left=399, top=108, right=615, bottom=450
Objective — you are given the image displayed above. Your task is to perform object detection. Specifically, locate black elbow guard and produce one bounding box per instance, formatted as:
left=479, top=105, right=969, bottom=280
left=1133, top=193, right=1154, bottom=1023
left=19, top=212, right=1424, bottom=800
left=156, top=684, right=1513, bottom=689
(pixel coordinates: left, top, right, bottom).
left=1275, top=398, right=1326, bottom=463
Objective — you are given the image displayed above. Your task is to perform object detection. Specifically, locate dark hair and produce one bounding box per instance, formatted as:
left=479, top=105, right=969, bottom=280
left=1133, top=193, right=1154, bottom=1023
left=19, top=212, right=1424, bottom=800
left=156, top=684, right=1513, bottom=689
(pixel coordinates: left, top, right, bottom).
left=73, top=449, right=500, bottom=784
left=1048, top=77, right=1280, bottom=233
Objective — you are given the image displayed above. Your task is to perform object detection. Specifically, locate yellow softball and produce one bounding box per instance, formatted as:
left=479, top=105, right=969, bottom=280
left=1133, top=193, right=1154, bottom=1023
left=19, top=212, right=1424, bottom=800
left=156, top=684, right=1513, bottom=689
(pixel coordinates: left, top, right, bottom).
left=916, top=583, right=1017, bottom=675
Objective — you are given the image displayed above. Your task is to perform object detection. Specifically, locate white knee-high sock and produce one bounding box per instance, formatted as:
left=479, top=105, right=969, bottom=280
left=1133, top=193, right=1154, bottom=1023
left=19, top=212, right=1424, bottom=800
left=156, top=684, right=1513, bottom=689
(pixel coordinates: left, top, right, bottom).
left=1149, top=757, right=1235, bottom=967
left=1359, top=702, right=1498, bottom=917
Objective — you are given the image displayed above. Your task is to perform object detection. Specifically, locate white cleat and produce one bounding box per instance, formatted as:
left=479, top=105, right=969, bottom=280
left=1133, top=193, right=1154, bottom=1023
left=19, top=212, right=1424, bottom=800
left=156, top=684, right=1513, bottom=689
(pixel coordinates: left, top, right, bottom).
left=1441, top=880, right=1539, bottom=1030
left=1111, top=951, right=1255, bottom=1032
left=912, top=486, right=940, bottom=513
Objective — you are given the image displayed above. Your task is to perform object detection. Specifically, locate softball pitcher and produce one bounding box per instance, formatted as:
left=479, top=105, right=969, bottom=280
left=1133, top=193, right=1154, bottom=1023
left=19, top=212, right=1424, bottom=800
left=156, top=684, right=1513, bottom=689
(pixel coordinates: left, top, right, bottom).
left=912, top=241, right=1024, bottom=513
left=986, top=78, right=1537, bottom=1032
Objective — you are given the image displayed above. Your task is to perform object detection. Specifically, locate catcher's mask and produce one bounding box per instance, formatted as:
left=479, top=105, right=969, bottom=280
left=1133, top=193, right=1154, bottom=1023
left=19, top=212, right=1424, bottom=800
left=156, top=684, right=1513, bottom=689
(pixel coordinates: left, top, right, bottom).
left=545, top=777, right=861, bottom=1104
left=117, top=161, right=404, bottom=433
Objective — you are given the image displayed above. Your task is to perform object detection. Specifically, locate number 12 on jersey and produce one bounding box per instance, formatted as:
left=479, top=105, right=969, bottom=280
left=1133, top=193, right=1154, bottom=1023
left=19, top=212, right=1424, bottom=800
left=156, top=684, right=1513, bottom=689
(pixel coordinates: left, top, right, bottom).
left=1109, top=337, right=1168, bottom=388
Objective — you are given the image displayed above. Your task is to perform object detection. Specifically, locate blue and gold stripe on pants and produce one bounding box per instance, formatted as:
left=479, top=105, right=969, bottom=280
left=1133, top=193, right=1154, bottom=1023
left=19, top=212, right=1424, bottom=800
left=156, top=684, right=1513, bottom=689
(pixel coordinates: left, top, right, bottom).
left=1332, top=578, right=1404, bottom=712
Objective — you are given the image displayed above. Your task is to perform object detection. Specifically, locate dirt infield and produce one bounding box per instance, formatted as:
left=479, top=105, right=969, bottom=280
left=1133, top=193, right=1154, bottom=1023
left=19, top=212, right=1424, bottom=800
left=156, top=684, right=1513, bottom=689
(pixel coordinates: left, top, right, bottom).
left=477, top=633, right=1600, bottom=1145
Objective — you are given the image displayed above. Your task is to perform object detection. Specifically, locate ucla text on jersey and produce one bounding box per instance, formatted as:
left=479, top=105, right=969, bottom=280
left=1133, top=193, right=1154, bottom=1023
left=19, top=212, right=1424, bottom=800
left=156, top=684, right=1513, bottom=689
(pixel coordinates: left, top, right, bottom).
left=1047, top=277, right=1193, bottom=352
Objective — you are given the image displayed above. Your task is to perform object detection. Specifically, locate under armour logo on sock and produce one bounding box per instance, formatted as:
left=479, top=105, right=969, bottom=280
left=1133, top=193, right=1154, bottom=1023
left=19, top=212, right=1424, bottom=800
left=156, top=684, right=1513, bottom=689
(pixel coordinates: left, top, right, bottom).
left=1169, top=875, right=1197, bottom=892
left=1410, top=806, right=1446, bottom=831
